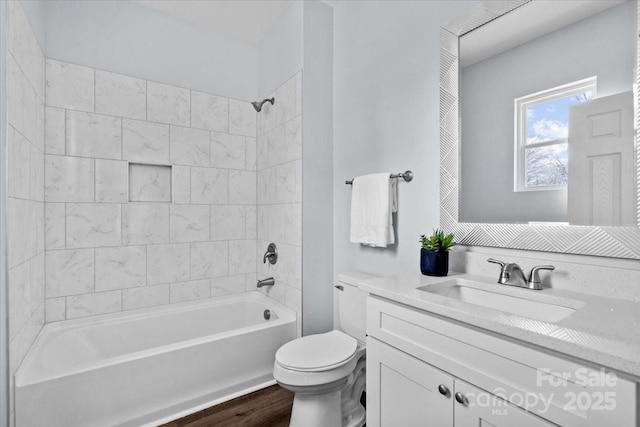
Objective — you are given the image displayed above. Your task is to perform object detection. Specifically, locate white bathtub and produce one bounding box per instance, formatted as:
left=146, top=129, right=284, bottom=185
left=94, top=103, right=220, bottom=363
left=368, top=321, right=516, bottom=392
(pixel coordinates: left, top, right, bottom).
left=15, top=292, right=296, bottom=427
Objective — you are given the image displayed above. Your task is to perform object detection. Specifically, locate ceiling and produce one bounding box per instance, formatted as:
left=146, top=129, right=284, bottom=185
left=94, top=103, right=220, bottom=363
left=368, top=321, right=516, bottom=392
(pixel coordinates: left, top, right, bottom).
left=132, top=0, right=296, bottom=44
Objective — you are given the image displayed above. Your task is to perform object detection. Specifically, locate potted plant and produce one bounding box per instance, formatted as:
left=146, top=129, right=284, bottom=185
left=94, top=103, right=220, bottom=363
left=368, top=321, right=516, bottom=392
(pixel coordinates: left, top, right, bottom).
left=420, top=229, right=455, bottom=276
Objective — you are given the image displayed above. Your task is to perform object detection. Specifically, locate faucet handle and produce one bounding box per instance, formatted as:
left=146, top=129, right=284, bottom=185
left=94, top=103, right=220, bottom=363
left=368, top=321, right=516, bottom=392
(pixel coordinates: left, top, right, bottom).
left=487, top=258, right=506, bottom=268
left=528, top=265, right=555, bottom=289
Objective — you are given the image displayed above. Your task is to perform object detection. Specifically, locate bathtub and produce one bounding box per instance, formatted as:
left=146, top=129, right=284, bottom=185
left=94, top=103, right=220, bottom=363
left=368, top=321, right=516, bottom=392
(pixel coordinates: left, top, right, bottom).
left=15, top=292, right=296, bottom=427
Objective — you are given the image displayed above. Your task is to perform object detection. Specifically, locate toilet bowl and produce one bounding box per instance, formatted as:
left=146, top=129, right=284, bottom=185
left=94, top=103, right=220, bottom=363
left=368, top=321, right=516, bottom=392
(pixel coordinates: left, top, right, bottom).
left=273, top=273, right=373, bottom=427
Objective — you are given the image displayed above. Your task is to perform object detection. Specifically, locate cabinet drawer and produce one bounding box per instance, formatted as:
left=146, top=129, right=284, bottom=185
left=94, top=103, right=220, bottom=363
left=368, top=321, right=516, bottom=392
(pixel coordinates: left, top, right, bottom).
left=367, top=296, right=637, bottom=427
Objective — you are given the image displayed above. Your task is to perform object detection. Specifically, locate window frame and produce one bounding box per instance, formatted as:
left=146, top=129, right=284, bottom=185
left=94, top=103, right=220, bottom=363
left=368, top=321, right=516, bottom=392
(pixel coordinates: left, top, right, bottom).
left=514, top=76, right=597, bottom=192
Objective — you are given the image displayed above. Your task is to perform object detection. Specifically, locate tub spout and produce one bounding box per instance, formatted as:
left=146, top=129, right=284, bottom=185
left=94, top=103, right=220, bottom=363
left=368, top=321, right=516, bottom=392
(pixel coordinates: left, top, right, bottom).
left=257, top=277, right=275, bottom=288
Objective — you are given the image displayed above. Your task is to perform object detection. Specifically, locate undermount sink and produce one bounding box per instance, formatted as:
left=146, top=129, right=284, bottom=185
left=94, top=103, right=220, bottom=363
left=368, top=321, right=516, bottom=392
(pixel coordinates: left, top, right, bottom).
left=417, top=279, right=577, bottom=322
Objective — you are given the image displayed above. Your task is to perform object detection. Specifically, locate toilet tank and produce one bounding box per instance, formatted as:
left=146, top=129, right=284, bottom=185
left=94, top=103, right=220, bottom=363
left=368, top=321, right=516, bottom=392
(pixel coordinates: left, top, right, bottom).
left=335, top=272, right=376, bottom=343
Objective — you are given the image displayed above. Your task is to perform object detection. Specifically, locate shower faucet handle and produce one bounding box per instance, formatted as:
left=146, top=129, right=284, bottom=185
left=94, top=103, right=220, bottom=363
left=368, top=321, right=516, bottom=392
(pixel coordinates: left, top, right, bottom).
left=263, top=243, right=278, bottom=265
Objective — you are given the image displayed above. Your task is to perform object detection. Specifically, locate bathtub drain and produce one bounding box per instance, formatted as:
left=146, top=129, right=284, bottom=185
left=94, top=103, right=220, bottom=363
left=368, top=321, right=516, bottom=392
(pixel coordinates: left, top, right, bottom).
left=264, top=309, right=271, bottom=320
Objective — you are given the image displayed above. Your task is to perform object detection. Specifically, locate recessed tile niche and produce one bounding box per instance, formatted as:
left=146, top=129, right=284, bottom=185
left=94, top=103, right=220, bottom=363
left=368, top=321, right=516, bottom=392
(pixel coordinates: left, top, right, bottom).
left=129, top=164, right=172, bottom=202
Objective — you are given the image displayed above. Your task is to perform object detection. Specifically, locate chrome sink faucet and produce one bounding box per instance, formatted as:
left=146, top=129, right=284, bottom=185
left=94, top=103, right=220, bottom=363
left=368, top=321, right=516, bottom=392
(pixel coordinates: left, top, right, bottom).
left=488, top=258, right=555, bottom=290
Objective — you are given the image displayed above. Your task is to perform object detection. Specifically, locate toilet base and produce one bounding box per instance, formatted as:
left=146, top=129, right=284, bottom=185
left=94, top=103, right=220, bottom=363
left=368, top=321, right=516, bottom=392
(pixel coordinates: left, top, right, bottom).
left=289, top=388, right=343, bottom=427
left=282, top=356, right=366, bottom=427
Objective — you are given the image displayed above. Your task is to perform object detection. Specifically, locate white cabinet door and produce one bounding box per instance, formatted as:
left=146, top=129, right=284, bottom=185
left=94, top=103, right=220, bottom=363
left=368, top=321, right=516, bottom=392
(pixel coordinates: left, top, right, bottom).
left=453, top=379, right=554, bottom=427
left=367, top=337, right=454, bottom=427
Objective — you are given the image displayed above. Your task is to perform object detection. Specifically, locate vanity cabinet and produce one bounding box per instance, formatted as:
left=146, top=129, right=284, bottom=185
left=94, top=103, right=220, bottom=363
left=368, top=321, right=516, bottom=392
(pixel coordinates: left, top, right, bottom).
left=368, top=338, right=552, bottom=427
left=366, top=296, right=638, bottom=427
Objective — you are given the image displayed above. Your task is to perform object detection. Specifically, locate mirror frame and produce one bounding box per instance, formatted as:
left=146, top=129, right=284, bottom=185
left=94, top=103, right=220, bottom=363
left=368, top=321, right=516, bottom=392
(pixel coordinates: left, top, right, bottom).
left=439, top=0, right=640, bottom=259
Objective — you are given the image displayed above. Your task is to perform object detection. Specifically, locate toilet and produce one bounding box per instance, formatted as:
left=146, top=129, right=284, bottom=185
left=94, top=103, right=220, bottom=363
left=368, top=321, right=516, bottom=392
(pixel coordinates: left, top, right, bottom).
left=273, top=273, right=373, bottom=427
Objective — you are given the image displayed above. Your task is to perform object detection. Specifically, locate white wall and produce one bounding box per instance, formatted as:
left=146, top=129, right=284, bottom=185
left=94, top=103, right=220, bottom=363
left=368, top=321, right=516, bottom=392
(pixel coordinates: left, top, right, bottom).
left=40, top=0, right=259, bottom=101
left=332, top=0, right=640, bottom=304
left=333, top=0, right=475, bottom=277
left=258, top=2, right=303, bottom=97
left=302, top=0, right=334, bottom=335
left=460, top=2, right=635, bottom=223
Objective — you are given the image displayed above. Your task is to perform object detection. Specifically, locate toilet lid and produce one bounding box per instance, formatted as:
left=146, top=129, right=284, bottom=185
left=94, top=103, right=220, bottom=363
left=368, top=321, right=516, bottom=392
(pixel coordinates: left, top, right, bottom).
left=276, top=330, right=358, bottom=372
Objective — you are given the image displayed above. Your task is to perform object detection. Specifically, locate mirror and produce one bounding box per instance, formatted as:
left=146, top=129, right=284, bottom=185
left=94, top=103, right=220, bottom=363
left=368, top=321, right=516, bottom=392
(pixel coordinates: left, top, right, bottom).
left=460, top=0, right=636, bottom=225
left=440, top=0, right=640, bottom=259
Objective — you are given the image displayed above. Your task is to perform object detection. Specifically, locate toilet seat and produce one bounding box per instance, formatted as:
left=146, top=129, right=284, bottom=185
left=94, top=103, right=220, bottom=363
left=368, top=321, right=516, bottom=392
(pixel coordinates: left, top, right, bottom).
left=276, top=330, right=357, bottom=372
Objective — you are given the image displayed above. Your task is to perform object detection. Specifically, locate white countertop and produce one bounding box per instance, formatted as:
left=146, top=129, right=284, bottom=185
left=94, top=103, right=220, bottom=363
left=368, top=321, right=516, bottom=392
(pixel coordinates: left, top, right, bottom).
left=345, top=271, right=640, bottom=379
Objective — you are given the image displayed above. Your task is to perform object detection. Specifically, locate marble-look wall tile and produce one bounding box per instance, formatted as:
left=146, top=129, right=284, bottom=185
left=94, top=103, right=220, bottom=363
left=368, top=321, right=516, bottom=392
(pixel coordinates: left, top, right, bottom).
left=147, top=243, right=190, bottom=285
left=95, top=70, right=146, bottom=120
left=8, top=261, right=31, bottom=340
left=122, top=204, right=169, bottom=245
left=129, top=164, right=172, bottom=202
left=229, top=240, right=256, bottom=275
left=284, top=116, right=302, bottom=162
left=191, top=91, right=228, bottom=132
left=122, top=119, right=170, bottom=164
left=122, top=284, right=169, bottom=311
left=190, top=167, right=228, bottom=204
left=45, top=297, right=66, bottom=322
left=244, top=273, right=257, bottom=292
left=66, top=203, right=121, bottom=248
left=284, top=203, right=302, bottom=246
left=9, top=0, right=44, bottom=98
left=9, top=184, right=36, bottom=269
left=275, top=162, right=297, bottom=204
left=190, top=241, right=228, bottom=279
left=30, top=253, right=45, bottom=311
left=95, top=246, right=146, bottom=291
left=170, top=126, right=210, bottom=166
left=10, top=129, right=31, bottom=199
left=170, top=279, right=210, bottom=303
left=257, top=168, right=275, bottom=206
left=295, top=72, right=302, bottom=116
left=45, top=155, right=94, bottom=202
left=30, top=144, right=44, bottom=202
left=45, top=203, right=65, bottom=250
left=147, top=81, right=190, bottom=127
left=257, top=92, right=276, bottom=136
left=170, top=205, right=210, bottom=243
left=295, top=159, right=302, bottom=203
left=265, top=125, right=286, bottom=168
left=275, top=77, right=296, bottom=126
left=211, top=275, right=245, bottom=297
left=45, top=59, right=94, bottom=112
left=172, top=165, right=191, bottom=204
left=45, top=249, right=94, bottom=297
left=229, top=170, right=256, bottom=205
left=229, top=99, right=256, bottom=137
left=211, top=205, right=245, bottom=241
left=95, top=159, right=128, bottom=203
left=257, top=206, right=268, bottom=241
left=45, top=107, right=65, bottom=155
left=245, top=206, right=257, bottom=239
left=8, top=55, right=38, bottom=144
left=245, top=137, right=256, bottom=171
left=66, top=291, right=121, bottom=319
left=66, top=110, right=122, bottom=160
left=211, top=132, right=245, bottom=169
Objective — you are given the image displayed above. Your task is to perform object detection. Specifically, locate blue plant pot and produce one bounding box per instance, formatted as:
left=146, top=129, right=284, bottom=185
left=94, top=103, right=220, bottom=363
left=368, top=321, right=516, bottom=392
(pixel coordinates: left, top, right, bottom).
left=420, top=249, right=449, bottom=277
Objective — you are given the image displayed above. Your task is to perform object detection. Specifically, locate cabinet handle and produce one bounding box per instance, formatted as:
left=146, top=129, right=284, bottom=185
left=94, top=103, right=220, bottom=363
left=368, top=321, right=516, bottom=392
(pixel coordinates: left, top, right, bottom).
left=437, top=384, right=450, bottom=397
left=455, top=392, right=469, bottom=406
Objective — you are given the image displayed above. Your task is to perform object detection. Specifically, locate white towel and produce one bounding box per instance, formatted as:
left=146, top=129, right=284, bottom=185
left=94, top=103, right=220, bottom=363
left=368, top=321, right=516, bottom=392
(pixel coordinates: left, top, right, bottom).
left=349, top=173, right=397, bottom=247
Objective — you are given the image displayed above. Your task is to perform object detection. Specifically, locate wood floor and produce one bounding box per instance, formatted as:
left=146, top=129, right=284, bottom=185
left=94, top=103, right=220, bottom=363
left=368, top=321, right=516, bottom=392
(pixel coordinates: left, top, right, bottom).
left=160, top=385, right=294, bottom=427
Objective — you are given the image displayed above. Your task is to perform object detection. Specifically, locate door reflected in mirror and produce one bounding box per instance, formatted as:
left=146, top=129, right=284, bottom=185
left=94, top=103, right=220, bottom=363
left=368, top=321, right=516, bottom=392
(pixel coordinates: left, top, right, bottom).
left=459, top=0, right=636, bottom=226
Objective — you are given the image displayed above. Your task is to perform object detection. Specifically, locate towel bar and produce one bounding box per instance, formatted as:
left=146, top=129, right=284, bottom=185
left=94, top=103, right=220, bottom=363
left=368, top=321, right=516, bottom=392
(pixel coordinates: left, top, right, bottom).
left=345, top=170, right=413, bottom=185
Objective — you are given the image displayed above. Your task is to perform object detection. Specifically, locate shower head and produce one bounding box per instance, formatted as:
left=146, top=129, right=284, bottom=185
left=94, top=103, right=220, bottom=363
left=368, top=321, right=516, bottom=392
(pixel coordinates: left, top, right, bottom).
left=251, top=97, right=275, bottom=112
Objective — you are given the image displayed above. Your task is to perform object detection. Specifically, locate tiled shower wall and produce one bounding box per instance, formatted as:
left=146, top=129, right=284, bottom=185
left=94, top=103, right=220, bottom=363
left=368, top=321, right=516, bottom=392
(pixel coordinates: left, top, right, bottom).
left=256, top=73, right=303, bottom=335
left=6, top=1, right=46, bottom=424
left=43, top=59, right=260, bottom=320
